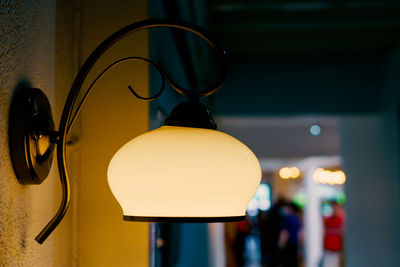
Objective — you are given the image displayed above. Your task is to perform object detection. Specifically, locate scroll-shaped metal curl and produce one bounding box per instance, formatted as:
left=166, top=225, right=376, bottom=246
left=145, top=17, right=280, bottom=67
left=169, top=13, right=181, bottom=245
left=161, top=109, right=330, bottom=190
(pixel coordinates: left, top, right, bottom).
left=66, top=57, right=166, bottom=134
left=34, top=19, right=227, bottom=244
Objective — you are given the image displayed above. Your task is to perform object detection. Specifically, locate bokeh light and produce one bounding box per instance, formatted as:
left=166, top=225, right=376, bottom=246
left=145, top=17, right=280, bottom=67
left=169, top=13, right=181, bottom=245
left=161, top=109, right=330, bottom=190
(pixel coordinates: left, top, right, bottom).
left=310, top=124, right=321, bottom=136
left=279, top=166, right=301, bottom=179
left=313, top=168, right=346, bottom=185
left=246, top=183, right=271, bottom=216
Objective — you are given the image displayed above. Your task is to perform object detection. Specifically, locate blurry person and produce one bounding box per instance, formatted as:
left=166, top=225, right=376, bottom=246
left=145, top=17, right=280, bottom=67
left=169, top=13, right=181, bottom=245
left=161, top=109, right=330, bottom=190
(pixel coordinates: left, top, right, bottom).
left=225, top=222, right=239, bottom=267
left=322, top=201, right=345, bottom=267
left=225, top=218, right=251, bottom=267
left=234, top=218, right=250, bottom=267
left=259, top=199, right=285, bottom=267
left=258, top=210, right=270, bottom=266
left=278, top=202, right=301, bottom=267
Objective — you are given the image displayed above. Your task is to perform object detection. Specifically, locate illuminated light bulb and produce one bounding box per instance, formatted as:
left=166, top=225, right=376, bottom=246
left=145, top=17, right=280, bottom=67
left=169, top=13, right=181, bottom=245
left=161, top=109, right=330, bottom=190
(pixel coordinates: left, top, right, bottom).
left=279, top=166, right=301, bottom=179
left=313, top=168, right=346, bottom=185
left=290, top=167, right=300, bottom=178
left=279, top=167, right=291, bottom=179
left=328, top=175, right=335, bottom=185
left=336, top=170, right=346, bottom=184
left=108, top=126, right=261, bottom=220
left=313, top=168, right=324, bottom=183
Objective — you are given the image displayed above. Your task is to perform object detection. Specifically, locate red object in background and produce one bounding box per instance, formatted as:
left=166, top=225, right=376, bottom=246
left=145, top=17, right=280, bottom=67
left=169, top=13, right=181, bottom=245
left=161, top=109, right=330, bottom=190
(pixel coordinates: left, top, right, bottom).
left=323, top=215, right=343, bottom=251
left=237, top=220, right=249, bottom=232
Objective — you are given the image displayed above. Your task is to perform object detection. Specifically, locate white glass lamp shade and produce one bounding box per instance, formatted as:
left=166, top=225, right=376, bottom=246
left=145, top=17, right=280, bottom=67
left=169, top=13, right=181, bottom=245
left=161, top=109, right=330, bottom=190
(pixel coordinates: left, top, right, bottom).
left=107, top=126, right=261, bottom=222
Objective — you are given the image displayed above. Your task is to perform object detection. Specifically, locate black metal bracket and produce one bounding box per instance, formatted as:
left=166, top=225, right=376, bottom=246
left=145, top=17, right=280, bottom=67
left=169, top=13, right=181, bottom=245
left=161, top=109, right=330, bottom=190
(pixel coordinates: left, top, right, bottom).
left=9, top=88, right=57, bottom=184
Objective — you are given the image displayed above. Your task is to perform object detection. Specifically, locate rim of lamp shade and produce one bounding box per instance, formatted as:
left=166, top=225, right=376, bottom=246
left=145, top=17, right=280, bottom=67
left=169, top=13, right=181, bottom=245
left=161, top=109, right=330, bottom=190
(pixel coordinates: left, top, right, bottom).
left=123, top=216, right=247, bottom=223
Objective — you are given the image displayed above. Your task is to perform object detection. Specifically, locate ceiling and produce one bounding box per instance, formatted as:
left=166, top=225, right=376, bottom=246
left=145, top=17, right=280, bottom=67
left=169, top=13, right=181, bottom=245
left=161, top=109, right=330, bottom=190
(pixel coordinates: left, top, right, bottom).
left=207, top=0, right=400, bottom=62
left=215, top=115, right=340, bottom=159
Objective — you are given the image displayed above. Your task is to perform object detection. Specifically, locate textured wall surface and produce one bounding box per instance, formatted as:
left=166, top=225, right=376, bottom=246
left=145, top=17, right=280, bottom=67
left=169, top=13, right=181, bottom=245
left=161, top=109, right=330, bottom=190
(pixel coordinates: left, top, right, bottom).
left=0, top=0, right=72, bottom=266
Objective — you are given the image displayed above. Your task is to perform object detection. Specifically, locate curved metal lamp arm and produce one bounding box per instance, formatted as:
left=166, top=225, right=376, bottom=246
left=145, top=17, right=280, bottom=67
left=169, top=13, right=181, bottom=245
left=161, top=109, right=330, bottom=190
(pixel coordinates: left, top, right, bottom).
left=34, top=19, right=227, bottom=244
left=66, top=56, right=167, bottom=134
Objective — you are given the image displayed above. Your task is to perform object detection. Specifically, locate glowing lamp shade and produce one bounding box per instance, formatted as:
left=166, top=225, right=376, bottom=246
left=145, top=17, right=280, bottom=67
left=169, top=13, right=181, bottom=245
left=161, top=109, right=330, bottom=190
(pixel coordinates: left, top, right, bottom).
left=107, top=126, right=261, bottom=221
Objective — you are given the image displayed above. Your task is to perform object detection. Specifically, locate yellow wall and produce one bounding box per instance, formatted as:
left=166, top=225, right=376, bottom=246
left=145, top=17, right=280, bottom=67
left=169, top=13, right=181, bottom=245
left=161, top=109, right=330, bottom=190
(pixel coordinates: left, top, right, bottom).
left=78, top=0, right=149, bottom=266
left=53, top=0, right=77, bottom=265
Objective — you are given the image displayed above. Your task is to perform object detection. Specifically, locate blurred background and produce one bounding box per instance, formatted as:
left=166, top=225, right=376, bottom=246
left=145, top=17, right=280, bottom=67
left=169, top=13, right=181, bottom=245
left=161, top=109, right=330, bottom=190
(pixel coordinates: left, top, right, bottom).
left=1, top=0, right=400, bottom=267
left=148, top=1, right=400, bottom=267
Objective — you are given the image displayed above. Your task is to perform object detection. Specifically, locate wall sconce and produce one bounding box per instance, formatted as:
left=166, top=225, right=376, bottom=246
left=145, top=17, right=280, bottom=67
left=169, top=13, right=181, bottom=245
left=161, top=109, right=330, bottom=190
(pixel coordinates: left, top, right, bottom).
left=8, top=19, right=261, bottom=244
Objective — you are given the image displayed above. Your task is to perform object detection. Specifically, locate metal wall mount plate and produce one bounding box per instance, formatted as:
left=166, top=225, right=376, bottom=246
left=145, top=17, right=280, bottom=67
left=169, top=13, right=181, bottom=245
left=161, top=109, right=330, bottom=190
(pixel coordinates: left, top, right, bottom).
left=9, top=88, right=56, bottom=184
